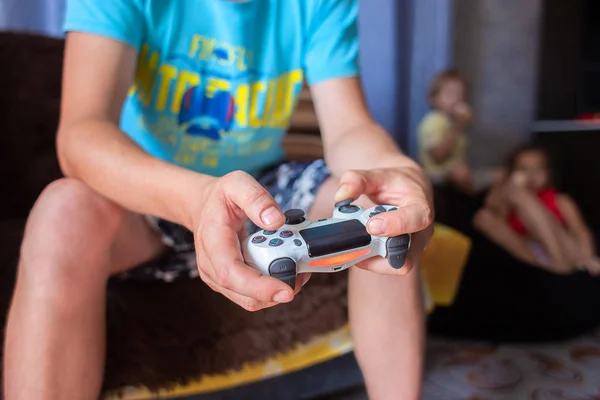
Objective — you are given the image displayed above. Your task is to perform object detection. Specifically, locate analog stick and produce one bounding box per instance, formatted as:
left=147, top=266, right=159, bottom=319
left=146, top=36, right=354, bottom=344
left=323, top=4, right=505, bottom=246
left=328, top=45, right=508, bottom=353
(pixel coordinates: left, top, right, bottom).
left=284, top=209, right=305, bottom=225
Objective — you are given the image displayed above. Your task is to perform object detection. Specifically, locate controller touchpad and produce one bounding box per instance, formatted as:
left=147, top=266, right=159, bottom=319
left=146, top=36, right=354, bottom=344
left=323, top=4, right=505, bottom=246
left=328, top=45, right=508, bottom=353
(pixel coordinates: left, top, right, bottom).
left=300, top=220, right=371, bottom=258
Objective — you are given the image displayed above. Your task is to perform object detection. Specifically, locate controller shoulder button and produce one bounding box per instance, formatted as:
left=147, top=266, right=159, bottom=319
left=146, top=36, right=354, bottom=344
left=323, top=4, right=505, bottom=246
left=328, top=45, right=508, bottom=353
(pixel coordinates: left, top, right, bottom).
left=385, top=234, right=411, bottom=270
left=387, top=234, right=411, bottom=249
left=268, top=257, right=297, bottom=275
left=268, top=258, right=297, bottom=288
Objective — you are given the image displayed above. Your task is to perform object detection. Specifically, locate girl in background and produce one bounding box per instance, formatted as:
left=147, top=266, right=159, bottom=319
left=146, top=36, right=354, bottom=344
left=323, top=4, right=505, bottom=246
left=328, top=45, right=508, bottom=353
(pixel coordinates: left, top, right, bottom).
left=474, top=144, right=600, bottom=275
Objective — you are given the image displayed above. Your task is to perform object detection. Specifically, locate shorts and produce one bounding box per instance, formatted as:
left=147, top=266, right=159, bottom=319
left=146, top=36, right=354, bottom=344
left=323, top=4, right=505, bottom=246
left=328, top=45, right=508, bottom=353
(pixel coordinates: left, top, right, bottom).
left=117, top=160, right=331, bottom=283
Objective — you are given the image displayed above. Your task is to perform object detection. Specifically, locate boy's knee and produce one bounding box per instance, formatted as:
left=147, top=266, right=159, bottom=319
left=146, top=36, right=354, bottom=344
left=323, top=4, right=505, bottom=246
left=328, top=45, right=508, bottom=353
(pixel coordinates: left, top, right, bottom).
left=30, top=178, right=124, bottom=234
left=20, top=179, right=126, bottom=283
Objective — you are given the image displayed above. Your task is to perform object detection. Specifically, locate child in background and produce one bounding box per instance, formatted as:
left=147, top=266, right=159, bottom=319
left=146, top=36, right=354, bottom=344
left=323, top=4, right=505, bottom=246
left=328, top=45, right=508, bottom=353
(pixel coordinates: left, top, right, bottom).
left=474, top=144, right=600, bottom=275
left=418, top=69, right=473, bottom=193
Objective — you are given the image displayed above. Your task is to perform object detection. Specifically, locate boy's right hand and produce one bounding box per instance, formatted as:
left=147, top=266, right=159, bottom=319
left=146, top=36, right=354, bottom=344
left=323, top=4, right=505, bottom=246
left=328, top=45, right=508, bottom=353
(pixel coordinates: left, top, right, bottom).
left=190, top=171, right=302, bottom=312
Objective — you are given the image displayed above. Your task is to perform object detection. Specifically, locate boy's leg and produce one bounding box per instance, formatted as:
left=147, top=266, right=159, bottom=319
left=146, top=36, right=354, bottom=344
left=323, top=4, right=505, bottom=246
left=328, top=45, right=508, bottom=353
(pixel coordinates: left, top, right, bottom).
left=4, top=178, right=165, bottom=400
left=309, top=178, right=425, bottom=400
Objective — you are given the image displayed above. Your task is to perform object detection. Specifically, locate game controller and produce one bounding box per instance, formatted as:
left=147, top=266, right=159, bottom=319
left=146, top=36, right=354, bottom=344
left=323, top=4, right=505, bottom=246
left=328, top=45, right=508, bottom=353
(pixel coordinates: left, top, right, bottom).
left=241, top=199, right=411, bottom=288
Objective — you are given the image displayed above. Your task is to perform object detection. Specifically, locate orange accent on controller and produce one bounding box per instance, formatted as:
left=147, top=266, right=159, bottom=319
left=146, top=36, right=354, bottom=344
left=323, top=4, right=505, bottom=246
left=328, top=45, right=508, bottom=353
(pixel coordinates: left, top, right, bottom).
left=308, top=249, right=371, bottom=267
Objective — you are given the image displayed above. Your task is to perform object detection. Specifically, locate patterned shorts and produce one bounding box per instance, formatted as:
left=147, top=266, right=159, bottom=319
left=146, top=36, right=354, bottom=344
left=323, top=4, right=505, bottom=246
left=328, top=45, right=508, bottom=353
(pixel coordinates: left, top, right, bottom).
left=118, top=160, right=331, bottom=282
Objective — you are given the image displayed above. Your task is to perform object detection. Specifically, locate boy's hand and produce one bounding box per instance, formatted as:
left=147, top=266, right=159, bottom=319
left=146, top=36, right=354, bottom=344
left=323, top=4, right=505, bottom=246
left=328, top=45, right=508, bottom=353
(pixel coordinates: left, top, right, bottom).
left=334, top=161, right=434, bottom=275
left=191, top=171, right=306, bottom=311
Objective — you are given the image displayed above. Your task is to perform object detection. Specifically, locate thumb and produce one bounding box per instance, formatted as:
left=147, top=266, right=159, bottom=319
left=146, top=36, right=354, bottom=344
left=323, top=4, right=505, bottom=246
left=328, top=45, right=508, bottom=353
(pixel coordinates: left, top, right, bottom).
left=334, top=170, right=380, bottom=203
left=220, top=171, right=284, bottom=230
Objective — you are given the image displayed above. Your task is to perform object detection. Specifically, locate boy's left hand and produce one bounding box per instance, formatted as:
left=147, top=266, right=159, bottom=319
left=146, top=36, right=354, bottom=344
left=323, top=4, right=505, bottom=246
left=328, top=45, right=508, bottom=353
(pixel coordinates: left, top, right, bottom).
left=333, top=161, right=434, bottom=275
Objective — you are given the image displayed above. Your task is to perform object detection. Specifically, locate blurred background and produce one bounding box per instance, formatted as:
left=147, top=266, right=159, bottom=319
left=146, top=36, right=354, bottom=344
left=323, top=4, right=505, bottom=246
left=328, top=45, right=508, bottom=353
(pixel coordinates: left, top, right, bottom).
left=1, top=0, right=599, bottom=399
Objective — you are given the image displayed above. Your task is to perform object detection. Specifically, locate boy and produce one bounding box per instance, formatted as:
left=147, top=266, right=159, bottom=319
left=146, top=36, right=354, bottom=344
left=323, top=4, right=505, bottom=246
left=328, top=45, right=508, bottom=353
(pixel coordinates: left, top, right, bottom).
left=418, top=69, right=473, bottom=193
left=4, top=1, right=433, bottom=399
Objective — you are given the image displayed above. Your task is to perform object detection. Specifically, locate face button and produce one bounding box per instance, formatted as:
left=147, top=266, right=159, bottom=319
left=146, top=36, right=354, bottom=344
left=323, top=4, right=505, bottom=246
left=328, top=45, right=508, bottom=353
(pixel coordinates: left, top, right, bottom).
left=293, top=239, right=303, bottom=247
left=280, top=230, right=293, bottom=238
left=269, top=238, right=284, bottom=247
left=334, top=198, right=354, bottom=208
left=263, top=230, right=277, bottom=235
left=252, top=235, right=266, bottom=244
left=284, top=209, right=306, bottom=225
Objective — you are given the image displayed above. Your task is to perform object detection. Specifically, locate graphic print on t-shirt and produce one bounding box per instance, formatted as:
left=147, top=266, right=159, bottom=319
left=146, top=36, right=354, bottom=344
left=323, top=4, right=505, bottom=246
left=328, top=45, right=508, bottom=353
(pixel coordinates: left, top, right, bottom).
left=126, top=34, right=304, bottom=169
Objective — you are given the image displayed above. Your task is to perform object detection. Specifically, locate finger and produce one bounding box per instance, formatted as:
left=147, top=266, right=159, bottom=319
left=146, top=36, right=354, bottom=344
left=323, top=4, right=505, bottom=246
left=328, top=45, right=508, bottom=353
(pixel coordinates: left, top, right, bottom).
left=367, top=202, right=433, bottom=236
left=199, top=226, right=295, bottom=303
left=356, top=226, right=432, bottom=275
left=403, top=225, right=433, bottom=272
left=356, top=255, right=416, bottom=276
left=297, top=273, right=311, bottom=292
left=334, top=170, right=382, bottom=203
left=199, top=270, right=279, bottom=312
left=220, top=171, right=284, bottom=230
left=200, top=269, right=309, bottom=310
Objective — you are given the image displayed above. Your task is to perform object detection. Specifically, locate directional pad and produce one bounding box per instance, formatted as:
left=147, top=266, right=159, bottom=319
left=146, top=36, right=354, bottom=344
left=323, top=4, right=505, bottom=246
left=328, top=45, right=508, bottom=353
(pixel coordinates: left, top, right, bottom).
left=385, top=234, right=410, bottom=270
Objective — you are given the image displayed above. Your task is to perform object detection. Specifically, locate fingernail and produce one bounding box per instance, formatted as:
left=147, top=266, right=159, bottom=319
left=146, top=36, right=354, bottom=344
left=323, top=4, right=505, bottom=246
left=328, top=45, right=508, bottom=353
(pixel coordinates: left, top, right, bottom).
left=368, top=218, right=387, bottom=235
left=334, top=185, right=351, bottom=201
left=273, top=291, right=292, bottom=303
left=261, top=206, right=281, bottom=226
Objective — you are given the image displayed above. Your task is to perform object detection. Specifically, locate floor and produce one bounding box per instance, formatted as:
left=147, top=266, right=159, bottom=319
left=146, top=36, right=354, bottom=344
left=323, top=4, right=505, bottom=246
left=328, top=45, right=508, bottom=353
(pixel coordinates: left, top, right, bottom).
left=318, top=329, right=600, bottom=400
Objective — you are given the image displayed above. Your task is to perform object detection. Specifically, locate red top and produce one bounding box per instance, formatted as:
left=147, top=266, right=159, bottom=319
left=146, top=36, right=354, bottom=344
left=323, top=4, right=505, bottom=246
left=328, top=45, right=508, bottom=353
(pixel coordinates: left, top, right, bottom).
left=508, top=188, right=566, bottom=236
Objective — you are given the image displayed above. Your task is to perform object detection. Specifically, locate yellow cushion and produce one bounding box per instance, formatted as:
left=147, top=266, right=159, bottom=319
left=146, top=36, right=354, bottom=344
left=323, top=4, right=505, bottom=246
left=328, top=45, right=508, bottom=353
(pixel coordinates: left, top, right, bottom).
left=421, top=223, right=471, bottom=307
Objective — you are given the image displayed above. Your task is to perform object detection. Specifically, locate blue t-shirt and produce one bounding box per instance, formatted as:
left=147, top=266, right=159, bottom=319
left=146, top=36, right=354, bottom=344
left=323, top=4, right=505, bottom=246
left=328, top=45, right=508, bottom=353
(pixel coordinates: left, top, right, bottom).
left=64, top=0, right=359, bottom=176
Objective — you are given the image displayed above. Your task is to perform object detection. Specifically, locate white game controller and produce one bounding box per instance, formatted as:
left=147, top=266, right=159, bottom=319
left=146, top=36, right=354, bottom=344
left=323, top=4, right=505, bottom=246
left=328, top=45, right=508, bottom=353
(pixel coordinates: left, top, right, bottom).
left=241, top=199, right=411, bottom=288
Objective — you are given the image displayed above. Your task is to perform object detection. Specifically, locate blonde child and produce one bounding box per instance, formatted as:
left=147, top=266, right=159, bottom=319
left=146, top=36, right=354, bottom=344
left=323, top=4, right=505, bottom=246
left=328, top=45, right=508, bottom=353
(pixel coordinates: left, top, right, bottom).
left=418, top=69, right=473, bottom=193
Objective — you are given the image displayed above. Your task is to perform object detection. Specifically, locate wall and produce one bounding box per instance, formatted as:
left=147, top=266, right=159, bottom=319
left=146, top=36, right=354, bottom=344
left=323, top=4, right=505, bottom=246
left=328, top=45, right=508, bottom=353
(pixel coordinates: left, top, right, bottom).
left=407, top=0, right=454, bottom=158
left=453, top=0, right=543, bottom=168
left=0, top=0, right=65, bottom=37
left=359, top=0, right=413, bottom=147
